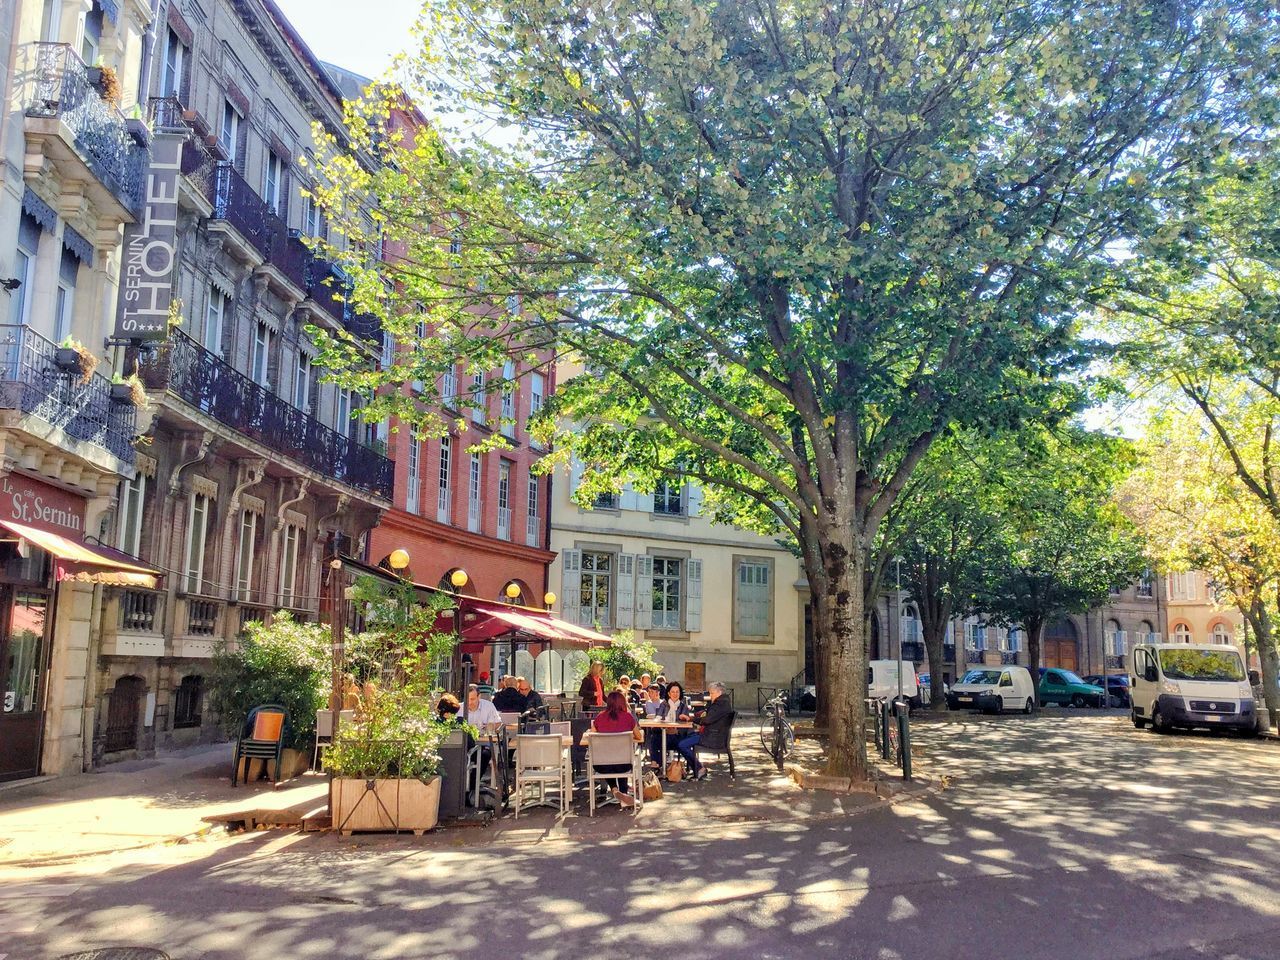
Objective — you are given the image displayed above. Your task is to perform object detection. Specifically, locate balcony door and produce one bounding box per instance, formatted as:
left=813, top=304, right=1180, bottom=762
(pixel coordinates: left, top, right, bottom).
left=0, top=589, right=51, bottom=782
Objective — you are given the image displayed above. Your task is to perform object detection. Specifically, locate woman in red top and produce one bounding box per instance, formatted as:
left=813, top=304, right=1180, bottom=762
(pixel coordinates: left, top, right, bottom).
left=579, top=660, right=607, bottom=710
left=590, top=690, right=643, bottom=807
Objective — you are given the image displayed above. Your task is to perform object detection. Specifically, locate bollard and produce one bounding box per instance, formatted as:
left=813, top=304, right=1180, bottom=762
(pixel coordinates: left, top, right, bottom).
left=880, top=700, right=892, bottom=760
left=898, top=707, right=912, bottom=781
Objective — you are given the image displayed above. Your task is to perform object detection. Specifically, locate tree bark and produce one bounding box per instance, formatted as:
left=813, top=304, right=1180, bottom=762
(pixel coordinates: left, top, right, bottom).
left=1249, top=600, right=1280, bottom=729
left=912, top=554, right=953, bottom=711
left=1025, top=617, right=1045, bottom=709
left=810, top=527, right=868, bottom=780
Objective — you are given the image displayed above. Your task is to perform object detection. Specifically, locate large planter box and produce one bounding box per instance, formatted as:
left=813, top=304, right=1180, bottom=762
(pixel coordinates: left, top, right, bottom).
left=331, top=776, right=441, bottom=836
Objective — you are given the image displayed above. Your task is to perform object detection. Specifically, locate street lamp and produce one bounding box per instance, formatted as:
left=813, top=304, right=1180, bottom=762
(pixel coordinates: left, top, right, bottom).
left=543, top=591, right=556, bottom=609
left=388, top=548, right=410, bottom=572
left=450, top=568, right=469, bottom=590
left=449, top=568, right=470, bottom=713
left=504, top=582, right=522, bottom=601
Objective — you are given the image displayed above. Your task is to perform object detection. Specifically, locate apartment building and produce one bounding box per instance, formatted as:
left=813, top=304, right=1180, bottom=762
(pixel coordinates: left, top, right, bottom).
left=89, top=0, right=392, bottom=764
left=1165, top=569, right=1244, bottom=648
left=0, top=0, right=157, bottom=781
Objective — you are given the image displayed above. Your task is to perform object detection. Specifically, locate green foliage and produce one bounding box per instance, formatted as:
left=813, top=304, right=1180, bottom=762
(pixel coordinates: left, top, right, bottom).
left=348, top=574, right=461, bottom=693
left=208, top=613, right=328, bottom=751
left=323, top=689, right=453, bottom=781
left=587, top=632, right=663, bottom=685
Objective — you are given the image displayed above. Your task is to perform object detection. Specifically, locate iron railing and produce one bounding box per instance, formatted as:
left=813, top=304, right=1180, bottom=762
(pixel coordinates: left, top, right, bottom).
left=1000, top=650, right=1019, bottom=665
left=0, top=324, right=137, bottom=463
left=20, top=43, right=148, bottom=212
left=901, top=641, right=924, bottom=662
left=211, top=162, right=308, bottom=292
left=139, top=331, right=393, bottom=498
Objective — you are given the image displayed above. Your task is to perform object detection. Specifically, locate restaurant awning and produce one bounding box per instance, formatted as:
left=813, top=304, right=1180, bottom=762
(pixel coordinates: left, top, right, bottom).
left=0, top=520, right=162, bottom=588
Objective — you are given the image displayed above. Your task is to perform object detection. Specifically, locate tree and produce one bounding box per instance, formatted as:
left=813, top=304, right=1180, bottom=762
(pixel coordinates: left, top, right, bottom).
left=312, top=0, right=1265, bottom=777
left=979, top=429, right=1147, bottom=702
left=1124, top=409, right=1280, bottom=719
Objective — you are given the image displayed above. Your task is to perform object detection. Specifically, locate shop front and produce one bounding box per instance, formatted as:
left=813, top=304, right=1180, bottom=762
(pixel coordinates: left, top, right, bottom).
left=0, top=474, right=159, bottom=782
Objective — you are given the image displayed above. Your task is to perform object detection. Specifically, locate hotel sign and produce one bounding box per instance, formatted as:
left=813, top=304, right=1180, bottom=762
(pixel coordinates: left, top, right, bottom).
left=0, top=476, right=85, bottom=535
left=115, top=131, right=184, bottom=341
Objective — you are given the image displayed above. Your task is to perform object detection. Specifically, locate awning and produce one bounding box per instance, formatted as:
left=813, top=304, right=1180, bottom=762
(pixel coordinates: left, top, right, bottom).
left=0, top=520, right=162, bottom=588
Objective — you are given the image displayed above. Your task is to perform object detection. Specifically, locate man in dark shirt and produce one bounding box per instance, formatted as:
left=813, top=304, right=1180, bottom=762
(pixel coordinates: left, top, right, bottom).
left=516, top=677, right=544, bottom=718
left=675, top=681, right=732, bottom=780
left=492, top=676, right=526, bottom=713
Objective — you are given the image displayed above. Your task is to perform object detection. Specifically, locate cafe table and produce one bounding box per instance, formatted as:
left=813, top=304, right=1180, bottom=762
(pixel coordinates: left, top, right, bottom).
left=638, top=719, right=694, bottom=776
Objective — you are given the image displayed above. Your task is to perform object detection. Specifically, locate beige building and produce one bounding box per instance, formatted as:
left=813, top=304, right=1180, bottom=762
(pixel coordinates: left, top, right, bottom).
left=548, top=459, right=806, bottom=708
left=1165, top=569, right=1243, bottom=648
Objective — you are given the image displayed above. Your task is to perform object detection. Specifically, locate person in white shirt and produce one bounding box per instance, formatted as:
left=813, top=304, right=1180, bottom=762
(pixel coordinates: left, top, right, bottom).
left=462, top=685, right=503, bottom=729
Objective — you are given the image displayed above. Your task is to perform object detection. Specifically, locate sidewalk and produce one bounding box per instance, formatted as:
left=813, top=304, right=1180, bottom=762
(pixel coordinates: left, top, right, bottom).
left=0, top=744, right=327, bottom=866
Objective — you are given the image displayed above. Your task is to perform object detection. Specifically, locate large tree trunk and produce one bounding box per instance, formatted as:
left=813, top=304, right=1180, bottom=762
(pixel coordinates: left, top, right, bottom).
left=913, top=554, right=952, bottom=711
left=813, top=618, right=831, bottom=730
left=1250, top=600, right=1280, bottom=729
left=1025, top=617, right=1045, bottom=709
left=813, top=531, right=868, bottom=780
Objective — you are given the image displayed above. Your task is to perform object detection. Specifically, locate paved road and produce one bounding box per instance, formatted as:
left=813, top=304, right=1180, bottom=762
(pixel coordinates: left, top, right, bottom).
left=6, top=714, right=1280, bottom=960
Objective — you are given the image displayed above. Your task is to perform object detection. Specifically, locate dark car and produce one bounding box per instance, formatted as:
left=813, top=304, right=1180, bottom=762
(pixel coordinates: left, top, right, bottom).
left=1082, top=674, right=1131, bottom=707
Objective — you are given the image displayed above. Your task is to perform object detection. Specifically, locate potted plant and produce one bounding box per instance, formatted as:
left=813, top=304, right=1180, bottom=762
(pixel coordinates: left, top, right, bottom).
left=110, top=373, right=147, bottom=407
left=97, top=65, right=121, bottom=106
left=324, top=691, right=451, bottom=835
left=54, top=337, right=98, bottom=384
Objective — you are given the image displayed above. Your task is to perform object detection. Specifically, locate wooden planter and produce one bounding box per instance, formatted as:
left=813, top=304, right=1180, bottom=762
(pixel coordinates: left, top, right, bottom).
left=330, top=776, right=441, bottom=836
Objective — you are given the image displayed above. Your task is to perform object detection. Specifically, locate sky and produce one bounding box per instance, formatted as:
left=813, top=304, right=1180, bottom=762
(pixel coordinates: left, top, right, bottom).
left=273, top=0, right=418, bottom=81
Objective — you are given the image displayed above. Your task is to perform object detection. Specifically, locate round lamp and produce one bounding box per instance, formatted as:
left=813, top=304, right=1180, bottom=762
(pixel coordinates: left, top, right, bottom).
left=543, top=591, right=556, bottom=608
left=388, top=548, right=411, bottom=571
left=504, top=583, right=522, bottom=600
left=450, top=569, right=469, bottom=589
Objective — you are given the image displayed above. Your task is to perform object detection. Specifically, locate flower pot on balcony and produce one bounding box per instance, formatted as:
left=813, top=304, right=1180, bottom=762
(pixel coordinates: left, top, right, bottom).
left=126, top=117, right=151, bottom=147
left=86, top=66, right=104, bottom=88
left=110, top=383, right=133, bottom=402
left=54, top=347, right=81, bottom=372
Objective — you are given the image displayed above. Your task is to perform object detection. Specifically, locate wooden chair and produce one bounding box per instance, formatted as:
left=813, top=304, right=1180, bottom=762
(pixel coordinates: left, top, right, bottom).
left=232, top=704, right=288, bottom=786
left=694, top=710, right=737, bottom=779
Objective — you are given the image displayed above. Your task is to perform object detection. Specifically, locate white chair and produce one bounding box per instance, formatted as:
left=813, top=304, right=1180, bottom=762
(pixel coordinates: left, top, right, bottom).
left=312, top=708, right=356, bottom=769
left=499, top=711, right=521, bottom=731
left=548, top=721, right=571, bottom=737
left=586, top=732, right=643, bottom=817
left=514, top=734, right=570, bottom=818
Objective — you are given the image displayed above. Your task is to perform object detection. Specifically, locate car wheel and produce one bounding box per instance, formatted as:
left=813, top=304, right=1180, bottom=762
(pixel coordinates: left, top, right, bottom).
left=997, top=696, right=1005, bottom=714
left=1133, top=716, right=1146, bottom=729
left=1071, top=693, right=1086, bottom=708
left=1024, top=698, right=1034, bottom=714
left=1151, top=705, right=1170, bottom=734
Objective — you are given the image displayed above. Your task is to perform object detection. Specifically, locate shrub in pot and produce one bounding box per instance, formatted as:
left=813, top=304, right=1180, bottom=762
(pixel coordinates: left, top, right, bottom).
left=54, top=337, right=98, bottom=384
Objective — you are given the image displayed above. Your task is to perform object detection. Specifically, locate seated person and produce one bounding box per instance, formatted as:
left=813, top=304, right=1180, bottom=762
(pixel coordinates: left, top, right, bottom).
left=590, top=690, right=644, bottom=807
left=436, top=693, right=461, bottom=722
left=641, top=684, right=664, bottom=717
left=492, top=675, right=526, bottom=713
left=652, top=681, right=691, bottom=767
left=475, top=671, right=495, bottom=696
left=676, top=681, right=731, bottom=781
left=516, top=677, right=544, bottom=718
left=461, top=685, right=504, bottom=730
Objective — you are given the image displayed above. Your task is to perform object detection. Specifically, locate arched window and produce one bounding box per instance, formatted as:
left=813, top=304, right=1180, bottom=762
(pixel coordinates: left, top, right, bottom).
left=1139, top=620, right=1156, bottom=644
left=1210, top=622, right=1233, bottom=645
left=901, top=604, right=920, bottom=643
left=1172, top=623, right=1192, bottom=644
left=1106, top=619, right=1125, bottom=656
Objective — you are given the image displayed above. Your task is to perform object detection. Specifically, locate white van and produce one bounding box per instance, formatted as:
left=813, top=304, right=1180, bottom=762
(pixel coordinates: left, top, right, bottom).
left=945, top=666, right=1036, bottom=714
left=1130, top=643, right=1257, bottom=734
left=867, top=660, right=921, bottom=708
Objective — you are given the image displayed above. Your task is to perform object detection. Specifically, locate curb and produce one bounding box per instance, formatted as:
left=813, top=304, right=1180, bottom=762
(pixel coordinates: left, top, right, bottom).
left=0, top=823, right=225, bottom=869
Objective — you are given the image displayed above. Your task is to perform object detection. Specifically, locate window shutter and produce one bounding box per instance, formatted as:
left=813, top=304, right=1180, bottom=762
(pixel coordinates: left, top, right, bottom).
left=687, top=482, right=703, bottom=517
left=615, top=553, right=635, bottom=629
left=619, top=483, right=638, bottom=512
left=634, top=555, right=653, bottom=630
left=686, top=559, right=703, bottom=633
left=635, top=489, right=654, bottom=512
left=569, top=457, right=584, bottom=499
left=560, top=549, right=581, bottom=624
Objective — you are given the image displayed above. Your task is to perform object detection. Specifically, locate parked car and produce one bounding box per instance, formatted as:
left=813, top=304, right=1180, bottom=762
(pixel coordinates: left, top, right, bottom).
left=947, top=666, right=1036, bottom=714
left=867, top=660, right=922, bottom=709
left=1038, top=668, right=1106, bottom=707
left=1131, top=643, right=1257, bottom=734
left=1081, top=674, right=1131, bottom=707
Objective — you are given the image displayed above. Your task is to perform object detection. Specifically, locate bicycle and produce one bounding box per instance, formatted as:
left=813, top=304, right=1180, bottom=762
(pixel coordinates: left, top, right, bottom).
left=759, top=693, right=795, bottom=771
left=872, top=698, right=903, bottom=765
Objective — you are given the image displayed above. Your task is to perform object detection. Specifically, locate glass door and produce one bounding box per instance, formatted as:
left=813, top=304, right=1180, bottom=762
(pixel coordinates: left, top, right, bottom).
left=0, top=590, right=50, bottom=781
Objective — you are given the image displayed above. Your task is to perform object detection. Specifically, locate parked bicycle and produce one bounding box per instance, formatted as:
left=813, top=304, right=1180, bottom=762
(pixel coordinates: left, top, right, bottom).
left=760, top=692, right=795, bottom=771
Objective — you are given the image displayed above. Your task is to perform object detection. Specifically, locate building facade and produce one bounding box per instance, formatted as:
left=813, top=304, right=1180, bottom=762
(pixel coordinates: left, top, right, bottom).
left=0, top=0, right=156, bottom=781
left=548, top=459, right=807, bottom=706
left=89, top=0, right=392, bottom=765
left=1165, top=569, right=1244, bottom=648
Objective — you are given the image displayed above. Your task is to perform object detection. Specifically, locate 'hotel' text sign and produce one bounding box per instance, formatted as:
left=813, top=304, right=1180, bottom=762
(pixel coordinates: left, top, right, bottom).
left=115, top=132, right=184, bottom=340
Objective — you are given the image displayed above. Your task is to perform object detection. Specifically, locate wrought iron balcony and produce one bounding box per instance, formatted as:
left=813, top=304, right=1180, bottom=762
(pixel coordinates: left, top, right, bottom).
left=1000, top=651, right=1019, bottom=665
left=211, top=162, right=308, bottom=293
left=901, top=641, right=924, bottom=662
left=139, top=331, right=393, bottom=498
left=942, top=643, right=956, bottom=663
left=0, top=325, right=137, bottom=464
left=20, top=43, right=148, bottom=214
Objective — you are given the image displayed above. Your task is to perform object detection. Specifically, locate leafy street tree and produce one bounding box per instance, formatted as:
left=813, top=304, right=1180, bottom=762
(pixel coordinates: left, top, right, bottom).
left=312, top=0, right=1268, bottom=777
left=979, top=430, right=1147, bottom=704
left=1124, top=410, right=1280, bottom=719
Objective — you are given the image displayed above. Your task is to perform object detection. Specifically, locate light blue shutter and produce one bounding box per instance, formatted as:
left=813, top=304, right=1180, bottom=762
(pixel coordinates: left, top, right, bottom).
left=687, top=482, right=703, bottom=517
left=686, top=559, right=703, bottom=633
left=635, top=488, right=654, bottom=512
left=619, top=483, right=638, bottom=512
left=615, top=553, right=635, bottom=629
left=634, top=555, right=653, bottom=630
left=560, top=549, right=581, bottom=624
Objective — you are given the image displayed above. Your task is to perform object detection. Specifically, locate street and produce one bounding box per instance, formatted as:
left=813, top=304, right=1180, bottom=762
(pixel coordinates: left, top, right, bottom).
left=4, top=714, right=1280, bottom=960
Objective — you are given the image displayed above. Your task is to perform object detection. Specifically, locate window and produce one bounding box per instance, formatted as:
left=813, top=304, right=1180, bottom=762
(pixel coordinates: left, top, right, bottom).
left=1007, top=627, right=1021, bottom=652
left=468, top=453, right=481, bottom=532
left=302, top=193, right=321, bottom=238
left=448, top=225, right=462, bottom=256
left=204, top=289, right=227, bottom=356
left=405, top=429, right=421, bottom=515
left=441, top=366, right=457, bottom=408
left=172, top=675, right=203, bottom=729
left=653, top=480, right=683, bottom=516
left=293, top=353, right=311, bottom=410
left=10, top=215, right=39, bottom=325
left=471, top=370, right=486, bottom=425
left=966, top=622, right=986, bottom=650
left=526, top=474, right=540, bottom=546
left=251, top=322, right=271, bottom=387
left=41, top=0, right=62, bottom=42
left=497, top=460, right=511, bottom=540
left=746, top=661, right=762, bottom=683
left=651, top=557, right=682, bottom=630
left=735, top=560, right=771, bottom=638
left=1137, top=569, right=1154, bottom=599
left=235, top=510, right=257, bottom=601
left=1170, top=571, right=1190, bottom=600
left=279, top=524, right=301, bottom=607
left=530, top=372, right=545, bottom=417
left=54, top=247, right=79, bottom=343
left=437, top=436, right=452, bottom=523
left=1109, top=583, right=1122, bottom=598
left=1139, top=620, right=1158, bottom=644
left=1211, top=622, right=1233, bottom=645
left=116, top=472, right=146, bottom=557
left=336, top=388, right=352, bottom=436
left=184, top=491, right=210, bottom=594
left=901, top=605, right=921, bottom=643
left=505, top=293, right=521, bottom=315
left=80, top=2, right=102, bottom=64
left=580, top=552, right=612, bottom=627
left=593, top=492, right=619, bottom=510
left=161, top=29, right=187, bottom=100
left=220, top=100, right=241, bottom=166
left=500, top=360, right=516, bottom=437
left=265, top=153, right=286, bottom=219
left=1106, top=619, right=1126, bottom=656
left=1173, top=623, right=1192, bottom=643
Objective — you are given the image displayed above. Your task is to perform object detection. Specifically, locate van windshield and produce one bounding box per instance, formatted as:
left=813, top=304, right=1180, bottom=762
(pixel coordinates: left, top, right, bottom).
left=960, top=670, right=1001, bottom=684
left=1159, top=649, right=1245, bottom=682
